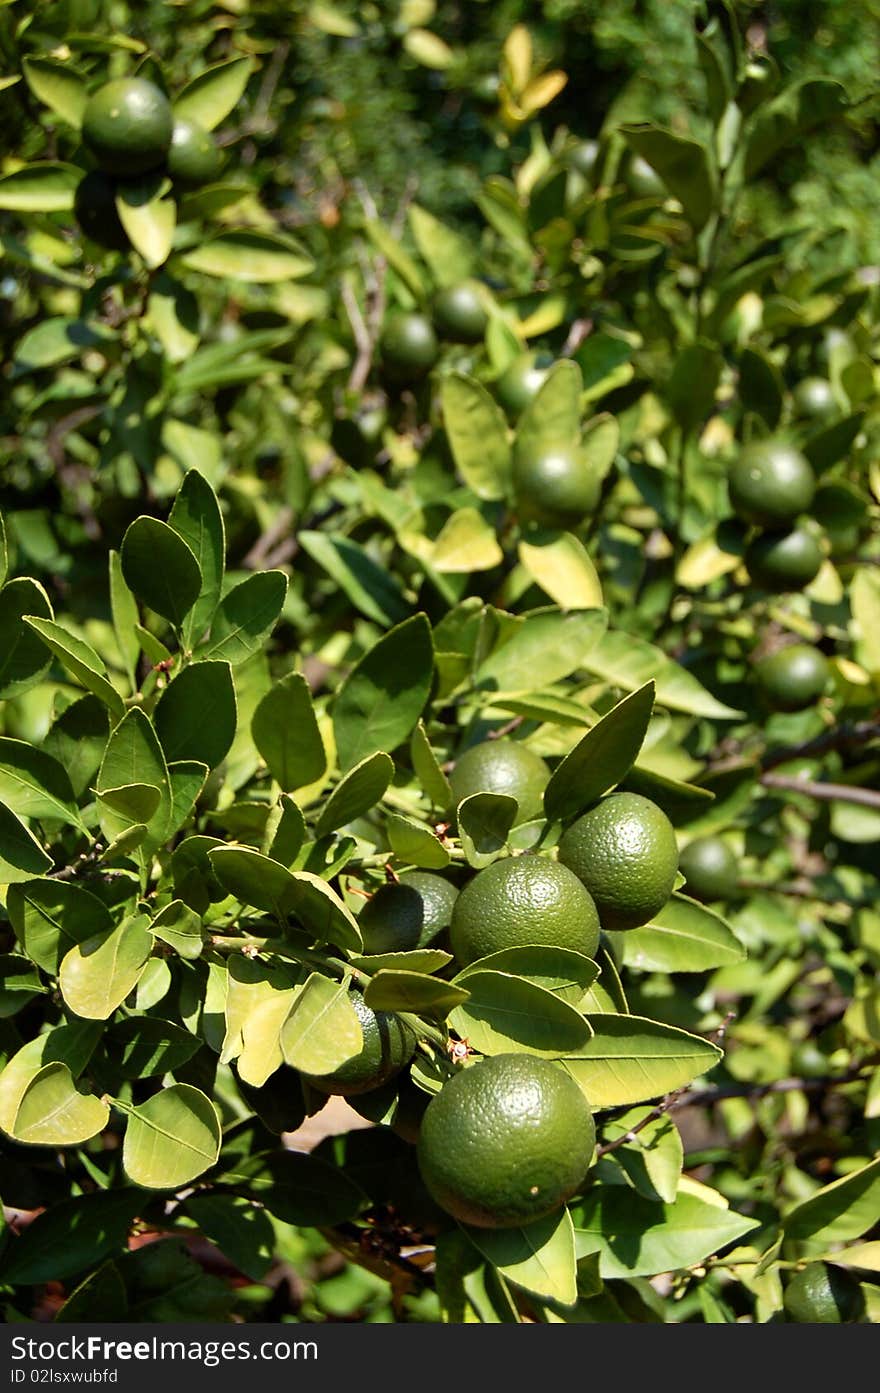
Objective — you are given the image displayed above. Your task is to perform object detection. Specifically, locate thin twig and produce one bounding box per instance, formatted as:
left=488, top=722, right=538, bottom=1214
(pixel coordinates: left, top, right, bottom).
left=759, top=771, right=880, bottom=810
left=241, top=507, right=293, bottom=570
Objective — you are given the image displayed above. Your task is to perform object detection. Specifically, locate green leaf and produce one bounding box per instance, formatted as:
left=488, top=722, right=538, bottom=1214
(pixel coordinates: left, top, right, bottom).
left=562, top=1015, right=721, bottom=1108
left=251, top=672, right=327, bottom=791
left=236, top=975, right=300, bottom=1089
left=154, top=661, right=236, bottom=769
left=409, top=203, right=474, bottom=285
left=580, top=629, right=743, bottom=719
left=150, top=899, right=203, bottom=960
left=457, top=792, right=518, bottom=869
left=208, top=846, right=298, bottom=917
left=364, top=219, right=426, bottom=299
left=0, top=578, right=53, bottom=699
left=11, top=1062, right=109, bottom=1146
left=167, top=469, right=226, bottom=645
left=601, top=1108, right=683, bottom=1203
left=620, top=124, right=717, bottom=231
left=514, top=360, right=582, bottom=460
left=0, top=162, right=81, bottom=212
left=333, top=613, right=433, bottom=771
left=543, top=681, right=654, bottom=823
left=12, top=316, right=114, bottom=375
left=744, top=79, right=848, bottom=178
left=667, top=342, right=722, bottom=435
left=201, top=570, right=288, bottom=665
left=465, top=1208, right=577, bottom=1307
left=182, top=230, right=314, bottom=282
left=362, top=970, right=469, bottom=1014
left=478, top=608, right=608, bottom=695
left=265, top=794, right=307, bottom=867
left=234, top=1150, right=365, bottom=1227
left=403, top=27, right=455, bottom=69
left=803, top=412, right=865, bottom=474
left=115, top=181, right=176, bottom=269
left=0, top=1192, right=141, bottom=1286
left=22, top=57, right=87, bottom=125
left=22, top=615, right=125, bottom=719
left=298, top=531, right=412, bottom=627
left=97, top=782, right=160, bottom=828
left=59, top=915, right=153, bottom=1020
left=782, top=1157, right=880, bottom=1250
left=518, top=533, right=603, bottom=611
left=108, top=550, right=140, bottom=690
left=285, top=872, right=363, bottom=954
left=410, top=721, right=453, bottom=810
left=431, top=508, right=504, bottom=574
left=441, top=373, right=512, bottom=502
left=173, top=56, right=252, bottom=130
left=386, top=812, right=450, bottom=869
left=572, top=1188, right=758, bottom=1277
left=167, top=759, right=208, bottom=840
left=0, top=953, right=45, bottom=1018
left=121, top=1084, right=221, bottom=1189
left=456, top=946, right=599, bottom=1008
left=448, top=970, right=591, bottom=1057
left=315, top=751, right=394, bottom=836
left=42, top=696, right=107, bottom=801
left=0, top=736, right=85, bottom=830
left=7, top=878, right=112, bottom=974
left=0, top=803, right=52, bottom=882
left=110, top=1016, right=201, bottom=1078
left=738, top=346, right=783, bottom=430
left=280, top=973, right=363, bottom=1075
left=611, top=894, right=745, bottom=973
left=121, top=516, right=201, bottom=630
left=96, top=708, right=171, bottom=855
left=184, top=1194, right=274, bottom=1282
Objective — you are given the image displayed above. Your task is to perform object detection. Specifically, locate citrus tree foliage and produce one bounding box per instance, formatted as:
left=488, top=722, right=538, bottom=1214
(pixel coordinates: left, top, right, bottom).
left=0, top=0, right=878, bottom=1325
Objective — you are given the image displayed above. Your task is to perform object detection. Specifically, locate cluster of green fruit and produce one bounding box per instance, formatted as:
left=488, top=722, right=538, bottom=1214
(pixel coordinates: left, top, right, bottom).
left=729, top=438, right=832, bottom=713
left=74, top=76, right=223, bottom=251
left=379, top=283, right=489, bottom=386
left=299, top=736, right=689, bottom=1232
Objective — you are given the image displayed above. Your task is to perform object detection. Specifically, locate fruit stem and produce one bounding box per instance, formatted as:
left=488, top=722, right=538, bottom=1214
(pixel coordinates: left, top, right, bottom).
left=398, top=1012, right=448, bottom=1049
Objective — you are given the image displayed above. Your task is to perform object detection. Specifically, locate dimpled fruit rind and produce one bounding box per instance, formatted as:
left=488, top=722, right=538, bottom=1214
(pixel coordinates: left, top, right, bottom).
left=167, top=116, right=223, bottom=187
left=728, top=440, right=815, bottom=527
left=416, top=1053, right=595, bottom=1228
left=449, top=738, right=549, bottom=826
left=783, top=1262, right=865, bottom=1324
left=558, top=791, right=678, bottom=931
left=450, top=854, right=600, bottom=966
left=82, top=77, right=173, bottom=176
left=300, top=992, right=415, bottom=1097
left=359, top=872, right=459, bottom=954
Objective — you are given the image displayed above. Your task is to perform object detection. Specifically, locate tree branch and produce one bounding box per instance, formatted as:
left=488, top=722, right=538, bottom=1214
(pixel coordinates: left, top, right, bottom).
left=759, top=771, right=880, bottom=810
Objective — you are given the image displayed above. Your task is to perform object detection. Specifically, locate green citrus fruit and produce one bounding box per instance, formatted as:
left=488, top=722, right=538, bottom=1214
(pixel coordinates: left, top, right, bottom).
left=432, top=282, right=488, bottom=343
left=754, top=644, right=830, bottom=712
left=627, top=154, right=665, bottom=199
left=358, top=871, right=459, bottom=954
left=416, top=1053, right=595, bottom=1228
left=512, top=443, right=599, bottom=530
left=73, top=170, right=129, bottom=251
left=380, top=311, right=439, bottom=384
left=82, top=77, right=173, bottom=176
left=558, top=792, right=678, bottom=932
left=167, top=116, right=223, bottom=187
left=300, top=992, right=415, bottom=1097
left=569, top=138, right=599, bottom=180
left=728, top=439, right=815, bottom=527
left=792, top=377, right=837, bottom=422
left=744, top=526, right=824, bottom=591
left=783, top=1262, right=865, bottom=1323
left=449, top=738, right=549, bottom=825
left=678, top=836, right=739, bottom=903
left=450, top=855, right=601, bottom=966
left=495, top=353, right=552, bottom=418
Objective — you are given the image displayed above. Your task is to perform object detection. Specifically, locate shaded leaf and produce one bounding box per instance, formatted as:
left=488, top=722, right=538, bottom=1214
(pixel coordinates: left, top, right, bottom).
left=543, top=681, right=654, bottom=823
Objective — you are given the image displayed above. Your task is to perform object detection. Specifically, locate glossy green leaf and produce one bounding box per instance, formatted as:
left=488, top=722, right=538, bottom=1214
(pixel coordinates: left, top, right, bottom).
left=121, top=516, right=201, bottom=630
left=0, top=737, right=84, bottom=830
left=456, top=791, right=518, bottom=869
left=476, top=609, right=607, bottom=694
left=544, top=681, right=654, bottom=823
left=115, top=182, right=176, bottom=269
left=121, top=1084, right=222, bottom=1189
left=110, top=1016, right=201, bottom=1078
left=154, top=661, right=236, bottom=769
left=449, top=970, right=591, bottom=1057
left=168, top=469, right=226, bottom=645
left=201, top=570, right=288, bottom=665
left=612, top=894, right=745, bottom=973
left=514, top=360, right=582, bottom=461
left=285, top=871, right=363, bottom=953
left=108, top=550, right=140, bottom=689
left=97, top=782, right=161, bottom=827
left=580, top=629, right=743, bottom=719
left=208, top=845, right=298, bottom=917
left=22, top=616, right=125, bottom=719
left=22, top=58, right=88, bottom=126
left=174, top=56, right=252, bottom=130
left=782, top=1157, right=880, bottom=1249
left=0, top=578, right=53, bottom=699
left=150, top=899, right=203, bottom=960
left=96, top=708, right=171, bottom=855
left=299, top=531, right=411, bottom=627
left=264, top=794, right=307, bottom=867
left=0, top=803, right=52, bottom=882
left=620, top=124, right=717, bottom=230
left=59, top=915, right=153, bottom=1020
left=280, top=973, right=363, bottom=1075
left=6, top=878, right=112, bottom=974
left=573, top=1188, right=758, bottom=1277
left=362, top=969, right=469, bottom=1014
left=349, top=948, right=452, bottom=975
left=431, top=508, right=504, bottom=574
left=315, top=751, right=393, bottom=835
left=386, top=812, right=450, bottom=869
left=182, top=230, right=314, bottom=282
left=466, top=1208, right=577, bottom=1307
left=251, top=672, right=326, bottom=792
left=409, top=202, right=474, bottom=285
left=600, top=1108, right=683, bottom=1203
left=562, top=1015, right=721, bottom=1108
left=441, top=373, right=512, bottom=501
left=0, top=162, right=81, bottom=212
left=410, top=721, right=453, bottom=810
left=333, top=613, right=433, bottom=771
left=456, top=946, right=599, bottom=1008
